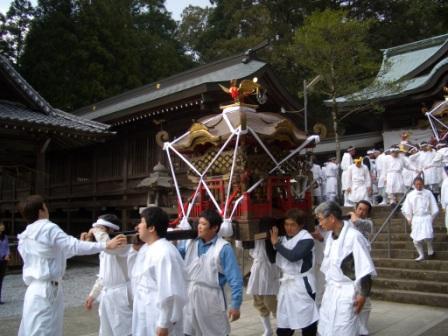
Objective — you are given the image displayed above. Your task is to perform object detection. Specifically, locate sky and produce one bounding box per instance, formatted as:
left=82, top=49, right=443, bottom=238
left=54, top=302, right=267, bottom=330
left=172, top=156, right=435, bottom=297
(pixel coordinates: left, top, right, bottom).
left=0, top=0, right=210, bottom=20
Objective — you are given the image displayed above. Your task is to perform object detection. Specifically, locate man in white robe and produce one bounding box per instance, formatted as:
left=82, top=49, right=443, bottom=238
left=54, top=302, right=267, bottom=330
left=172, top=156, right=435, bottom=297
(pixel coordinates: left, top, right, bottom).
left=341, top=146, right=356, bottom=205
left=132, top=206, right=187, bottom=336
left=182, top=209, right=243, bottom=336
left=346, top=158, right=371, bottom=206
left=375, top=149, right=388, bottom=205
left=348, top=200, right=374, bottom=336
left=364, top=150, right=378, bottom=205
left=417, top=143, right=441, bottom=199
left=247, top=217, right=280, bottom=336
left=381, top=147, right=418, bottom=206
left=441, top=168, right=448, bottom=237
left=402, top=177, right=439, bottom=261
left=314, top=201, right=376, bottom=336
left=83, top=214, right=132, bottom=336
left=323, top=157, right=338, bottom=202
left=17, top=195, right=126, bottom=336
left=402, top=149, right=419, bottom=189
left=428, top=142, right=448, bottom=193
left=311, top=162, right=325, bottom=204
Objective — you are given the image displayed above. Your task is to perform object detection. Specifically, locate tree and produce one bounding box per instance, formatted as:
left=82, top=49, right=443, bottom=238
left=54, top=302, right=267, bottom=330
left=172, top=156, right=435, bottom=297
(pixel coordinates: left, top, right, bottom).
left=19, top=0, right=193, bottom=110
left=0, top=0, right=35, bottom=64
left=344, top=0, right=448, bottom=50
left=289, top=9, right=379, bottom=162
left=19, top=0, right=81, bottom=109
left=176, top=5, right=213, bottom=61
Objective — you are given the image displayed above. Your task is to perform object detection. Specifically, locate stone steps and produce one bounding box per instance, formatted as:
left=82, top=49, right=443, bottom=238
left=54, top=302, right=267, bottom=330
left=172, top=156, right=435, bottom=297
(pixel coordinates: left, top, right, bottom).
left=372, top=249, right=448, bottom=259
left=376, top=266, right=448, bottom=282
left=374, top=277, right=448, bottom=293
left=345, top=205, right=448, bottom=307
left=374, top=257, right=448, bottom=271
left=367, top=205, right=448, bottom=307
left=374, top=232, right=448, bottom=242
left=371, top=288, right=448, bottom=307
left=372, top=241, right=448, bottom=250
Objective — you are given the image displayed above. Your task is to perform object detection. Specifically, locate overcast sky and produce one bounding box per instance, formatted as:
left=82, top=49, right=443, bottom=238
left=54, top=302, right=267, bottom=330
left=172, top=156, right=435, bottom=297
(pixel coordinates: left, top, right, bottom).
left=0, top=0, right=210, bottom=20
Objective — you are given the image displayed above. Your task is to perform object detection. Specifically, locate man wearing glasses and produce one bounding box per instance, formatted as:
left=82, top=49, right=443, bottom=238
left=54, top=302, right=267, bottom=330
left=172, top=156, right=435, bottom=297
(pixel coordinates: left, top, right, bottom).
left=314, top=201, right=376, bottom=336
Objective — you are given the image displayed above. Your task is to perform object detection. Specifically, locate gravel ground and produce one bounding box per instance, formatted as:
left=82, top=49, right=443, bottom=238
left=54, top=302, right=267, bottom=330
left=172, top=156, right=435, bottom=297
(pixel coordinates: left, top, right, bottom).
left=0, top=261, right=99, bottom=319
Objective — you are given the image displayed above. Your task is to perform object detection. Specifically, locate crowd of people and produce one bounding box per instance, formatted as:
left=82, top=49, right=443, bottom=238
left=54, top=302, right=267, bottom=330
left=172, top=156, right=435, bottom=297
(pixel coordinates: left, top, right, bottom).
left=311, top=141, right=448, bottom=209
left=13, top=193, right=380, bottom=336
left=8, top=136, right=448, bottom=336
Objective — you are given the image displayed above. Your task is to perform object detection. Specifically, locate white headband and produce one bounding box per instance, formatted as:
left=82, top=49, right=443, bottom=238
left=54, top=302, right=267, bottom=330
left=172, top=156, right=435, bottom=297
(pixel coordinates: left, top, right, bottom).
left=92, top=218, right=120, bottom=231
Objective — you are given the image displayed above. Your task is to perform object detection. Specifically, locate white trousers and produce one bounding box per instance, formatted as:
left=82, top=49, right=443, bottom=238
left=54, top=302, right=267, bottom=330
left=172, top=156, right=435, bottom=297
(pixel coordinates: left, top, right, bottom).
left=19, top=280, right=64, bottom=336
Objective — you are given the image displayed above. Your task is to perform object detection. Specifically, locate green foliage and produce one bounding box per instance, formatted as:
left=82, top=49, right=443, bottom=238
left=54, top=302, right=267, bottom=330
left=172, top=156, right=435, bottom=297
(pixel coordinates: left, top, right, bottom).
left=7, top=0, right=448, bottom=116
left=0, top=0, right=35, bottom=64
left=18, top=0, right=193, bottom=111
left=289, top=9, right=380, bottom=161
left=346, top=0, right=448, bottom=50
left=290, top=9, right=378, bottom=98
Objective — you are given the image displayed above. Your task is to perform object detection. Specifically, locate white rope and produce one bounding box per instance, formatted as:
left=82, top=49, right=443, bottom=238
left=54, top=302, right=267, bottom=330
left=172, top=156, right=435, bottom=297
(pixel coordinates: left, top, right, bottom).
left=164, top=103, right=320, bottom=236
left=168, top=145, right=202, bottom=176
left=228, top=135, right=319, bottom=219
left=426, top=114, right=439, bottom=141
left=248, top=127, right=279, bottom=166
left=222, top=109, right=235, bottom=133
left=269, top=135, right=319, bottom=174
left=432, top=114, right=448, bottom=130
left=167, top=114, right=223, bottom=146
left=165, top=146, right=186, bottom=218
left=202, top=131, right=237, bottom=176
left=185, top=181, right=203, bottom=218
left=223, top=128, right=241, bottom=219
left=201, top=178, right=221, bottom=212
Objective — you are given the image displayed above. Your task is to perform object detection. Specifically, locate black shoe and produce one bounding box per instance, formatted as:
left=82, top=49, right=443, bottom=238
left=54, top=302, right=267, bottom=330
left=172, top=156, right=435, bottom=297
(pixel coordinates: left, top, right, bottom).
left=428, top=252, right=436, bottom=259
left=0, top=301, right=4, bottom=305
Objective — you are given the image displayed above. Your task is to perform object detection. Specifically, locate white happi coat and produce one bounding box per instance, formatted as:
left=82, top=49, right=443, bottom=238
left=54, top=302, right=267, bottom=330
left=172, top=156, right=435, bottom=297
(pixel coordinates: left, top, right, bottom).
left=375, top=153, right=387, bottom=188
left=89, top=230, right=132, bottom=336
left=418, top=150, right=441, bottom=185
left=276, top=230, right=319, bottom=330
left=382, top=155, right=415, bottom=194
left=341, top=153, right=353, bottom=191
left=441, top=178, right=448, bottom=230
left=433, top=147, right=448, bottom=179
left=399, top=154, right=417, bottom=188
left=247, top=240, right=280, bottom=295
left=347, top=164, right=371, bottom=203
left=324, top=162, right=339, bottom=195
left=311, top=163, right=325, bottom=197
left=319, top=222, right=376, bottom=336
left=184, top=237, right=231, bottom=336
left=17, top=219, right=106, bottom=336
left=401, top=189, right=439, bottom=241
left=132, top=238, right=187, bottom=336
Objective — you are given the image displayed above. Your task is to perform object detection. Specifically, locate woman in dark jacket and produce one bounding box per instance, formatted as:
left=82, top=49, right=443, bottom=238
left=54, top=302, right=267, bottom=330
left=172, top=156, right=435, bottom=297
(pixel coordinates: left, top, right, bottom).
left=0, top=222, right=10, bottom=304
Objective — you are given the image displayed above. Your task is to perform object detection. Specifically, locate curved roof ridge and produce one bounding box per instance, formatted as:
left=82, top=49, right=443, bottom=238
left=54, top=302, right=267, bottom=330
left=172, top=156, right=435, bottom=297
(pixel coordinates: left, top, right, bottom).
left=0, top=55, right=53, bottom=114
left=383, top=33, right=448, bottom=57
left=75, top=50, right=263, bottom=116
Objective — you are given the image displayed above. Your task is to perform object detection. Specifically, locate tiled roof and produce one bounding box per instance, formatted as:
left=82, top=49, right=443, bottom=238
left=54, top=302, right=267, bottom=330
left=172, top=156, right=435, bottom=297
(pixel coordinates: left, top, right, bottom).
left=0, top=55, right=112, bottom=136
left=332, top=33, right=448, bottom=107
left=0, top=100, right=111, bottom=134
left=75, top=53, right=268, bottom=121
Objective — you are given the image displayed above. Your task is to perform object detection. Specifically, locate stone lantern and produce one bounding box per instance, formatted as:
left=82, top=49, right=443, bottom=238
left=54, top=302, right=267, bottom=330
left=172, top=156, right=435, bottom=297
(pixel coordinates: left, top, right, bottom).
left=137, top=162, right=173, bottom=209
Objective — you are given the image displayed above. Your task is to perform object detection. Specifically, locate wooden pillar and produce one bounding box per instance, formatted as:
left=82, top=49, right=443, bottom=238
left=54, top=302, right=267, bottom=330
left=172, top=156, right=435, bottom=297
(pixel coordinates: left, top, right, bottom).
left=121, top=208, right=128, bottom=231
